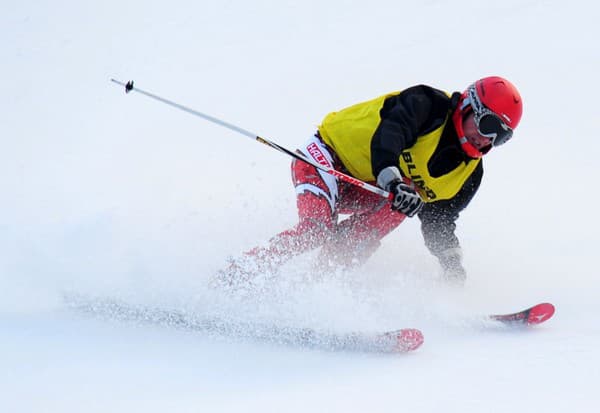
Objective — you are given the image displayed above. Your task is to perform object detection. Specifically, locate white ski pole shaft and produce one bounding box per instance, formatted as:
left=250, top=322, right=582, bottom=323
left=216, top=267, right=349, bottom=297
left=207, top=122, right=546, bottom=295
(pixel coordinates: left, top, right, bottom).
left=110, top=79, right=392, bottom=200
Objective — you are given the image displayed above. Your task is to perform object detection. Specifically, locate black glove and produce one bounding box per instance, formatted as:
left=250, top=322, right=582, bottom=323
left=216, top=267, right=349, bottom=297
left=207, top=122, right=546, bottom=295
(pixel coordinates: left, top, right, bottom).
left=439, top=248, right=466, bottom=285
left=377, top=166, right=423, bottom=217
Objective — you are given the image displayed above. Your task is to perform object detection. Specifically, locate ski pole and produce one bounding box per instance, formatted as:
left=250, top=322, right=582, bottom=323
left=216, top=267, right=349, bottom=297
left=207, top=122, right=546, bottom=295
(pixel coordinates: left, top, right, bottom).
left=110, top=79, right=392, bottom=200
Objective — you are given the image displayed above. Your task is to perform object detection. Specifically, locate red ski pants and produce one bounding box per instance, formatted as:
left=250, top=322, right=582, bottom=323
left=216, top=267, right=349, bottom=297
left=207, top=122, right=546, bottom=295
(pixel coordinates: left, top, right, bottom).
left=243, top=135, right=406, bottom=271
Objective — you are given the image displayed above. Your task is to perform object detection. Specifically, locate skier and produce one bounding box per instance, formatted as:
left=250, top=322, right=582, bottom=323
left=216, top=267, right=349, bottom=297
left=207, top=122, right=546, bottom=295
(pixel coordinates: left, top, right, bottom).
left=218, top=76, right=523, bottom=286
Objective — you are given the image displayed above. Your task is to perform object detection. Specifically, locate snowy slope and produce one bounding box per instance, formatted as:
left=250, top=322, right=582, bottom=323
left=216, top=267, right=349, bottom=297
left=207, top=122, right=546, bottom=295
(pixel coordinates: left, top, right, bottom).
left=2, top=0, right=599, bottom=412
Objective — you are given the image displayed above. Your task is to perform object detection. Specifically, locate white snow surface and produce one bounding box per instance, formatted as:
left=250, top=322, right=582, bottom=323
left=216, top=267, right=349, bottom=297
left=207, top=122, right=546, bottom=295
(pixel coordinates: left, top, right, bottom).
left=2, top=0, right=599, bottom=411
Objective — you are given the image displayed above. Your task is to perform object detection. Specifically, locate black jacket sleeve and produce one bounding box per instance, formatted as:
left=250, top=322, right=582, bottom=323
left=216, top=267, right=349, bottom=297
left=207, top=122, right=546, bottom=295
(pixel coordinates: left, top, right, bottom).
left=417, top=161, right=483, bottom=258
left=371, top=85, right=452, bottom=178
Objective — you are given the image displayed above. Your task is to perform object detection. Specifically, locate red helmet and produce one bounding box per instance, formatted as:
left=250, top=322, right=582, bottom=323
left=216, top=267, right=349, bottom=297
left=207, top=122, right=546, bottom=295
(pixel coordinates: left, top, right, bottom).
left=452, top=76, right=523, bottom=158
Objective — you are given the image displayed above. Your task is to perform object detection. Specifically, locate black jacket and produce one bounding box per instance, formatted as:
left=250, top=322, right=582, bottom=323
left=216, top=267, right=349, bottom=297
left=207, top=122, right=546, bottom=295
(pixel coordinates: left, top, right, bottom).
left=370, top=85, right=483, bottom=258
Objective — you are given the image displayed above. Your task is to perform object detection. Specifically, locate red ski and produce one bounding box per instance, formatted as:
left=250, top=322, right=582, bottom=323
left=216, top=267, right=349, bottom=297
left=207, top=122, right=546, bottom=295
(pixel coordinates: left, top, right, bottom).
left=65, top=293, right=424, bottom=353
left=311, top=327, right=424, bottom=353
left=490, top=302, right=555, bottom=326
left=374, top=328, right=425, bottom=353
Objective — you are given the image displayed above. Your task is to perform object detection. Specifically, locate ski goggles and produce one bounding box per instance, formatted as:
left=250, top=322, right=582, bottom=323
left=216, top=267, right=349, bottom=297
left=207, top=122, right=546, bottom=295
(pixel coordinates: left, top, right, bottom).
left=467, top=85, right=513, bottom=147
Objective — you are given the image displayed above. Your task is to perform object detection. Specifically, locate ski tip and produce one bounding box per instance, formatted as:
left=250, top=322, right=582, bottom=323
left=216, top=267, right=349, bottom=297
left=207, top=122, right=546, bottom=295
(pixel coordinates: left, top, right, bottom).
left=527, top=302, right=555, bottom=325
left=384, top=328, right=424, bottom=352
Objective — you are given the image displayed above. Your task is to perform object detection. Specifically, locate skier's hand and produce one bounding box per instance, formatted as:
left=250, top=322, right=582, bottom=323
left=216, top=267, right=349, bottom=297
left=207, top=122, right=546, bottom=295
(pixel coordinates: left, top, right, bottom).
left=439, top=248, right=466, bottom=285
left=389, top=181, right=424, bottom=217
left=377, top=166, right=423, bottom=217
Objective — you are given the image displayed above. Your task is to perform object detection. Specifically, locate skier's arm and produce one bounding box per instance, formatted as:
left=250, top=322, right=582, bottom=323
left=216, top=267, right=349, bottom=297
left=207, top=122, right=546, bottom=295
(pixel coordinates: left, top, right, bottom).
left=418, top=162, right=483, bottom=277
left=370, top=85, right=451, bottom=178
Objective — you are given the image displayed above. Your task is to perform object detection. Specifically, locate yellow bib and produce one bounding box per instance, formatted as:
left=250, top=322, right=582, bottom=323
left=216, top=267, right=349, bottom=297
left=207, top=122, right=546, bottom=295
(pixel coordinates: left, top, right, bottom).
left=319, top=93, right=480, bottom=203
left=319, top=92, right=401, bottom=181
